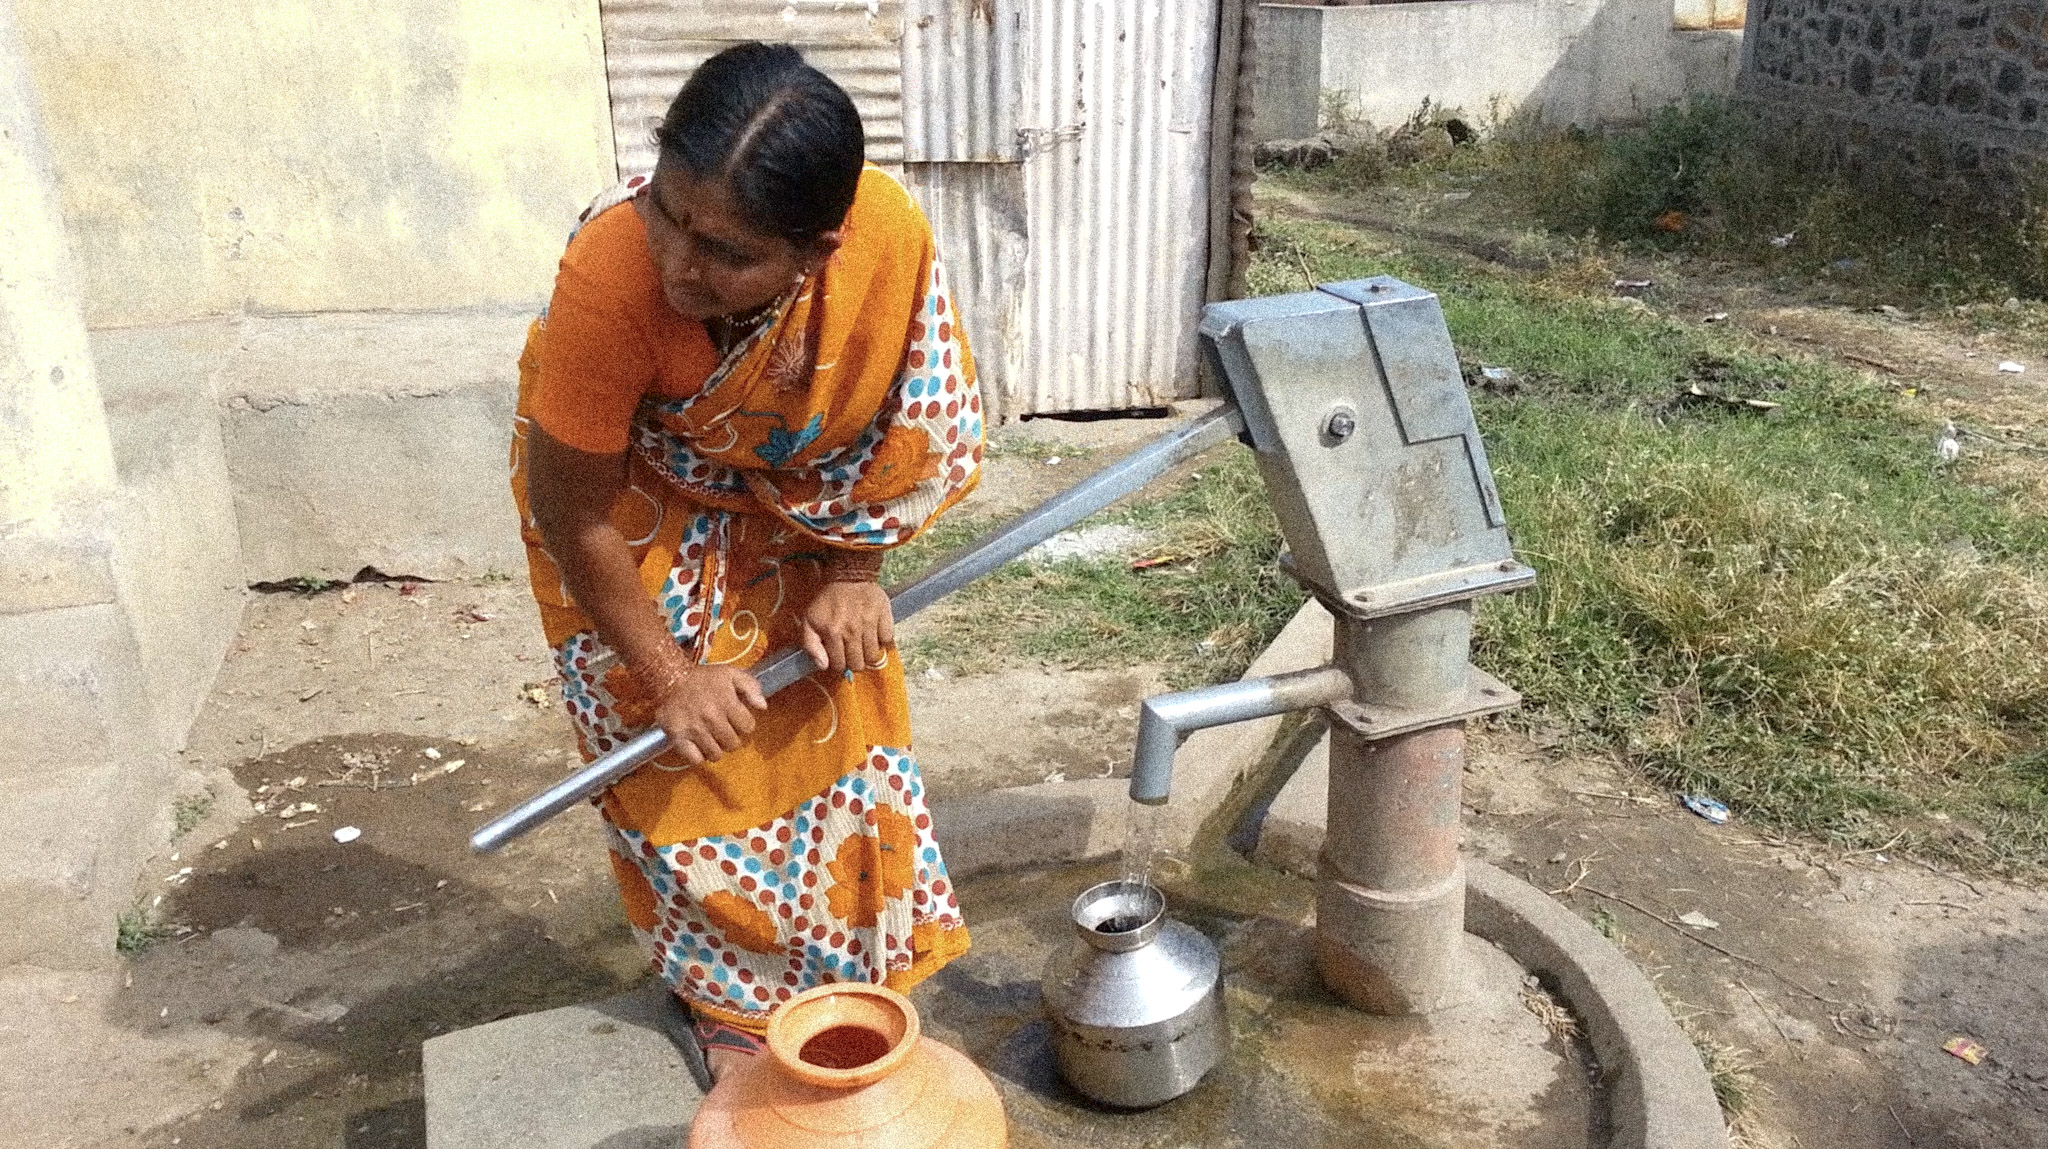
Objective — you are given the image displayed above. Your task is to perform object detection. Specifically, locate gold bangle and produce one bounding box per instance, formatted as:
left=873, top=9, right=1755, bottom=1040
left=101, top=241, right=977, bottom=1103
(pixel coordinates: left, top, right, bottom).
left=823, top=549, right=885, bottom=583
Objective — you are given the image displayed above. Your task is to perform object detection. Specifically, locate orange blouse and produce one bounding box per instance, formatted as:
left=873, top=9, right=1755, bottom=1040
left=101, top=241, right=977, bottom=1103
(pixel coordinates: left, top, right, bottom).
left=528, top=200, right=721, bottom=455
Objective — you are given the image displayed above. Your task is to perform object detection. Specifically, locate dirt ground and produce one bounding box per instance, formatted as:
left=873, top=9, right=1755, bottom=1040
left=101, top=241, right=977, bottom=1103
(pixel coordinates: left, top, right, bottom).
left=1456, top=729, right=2048, bottom=1149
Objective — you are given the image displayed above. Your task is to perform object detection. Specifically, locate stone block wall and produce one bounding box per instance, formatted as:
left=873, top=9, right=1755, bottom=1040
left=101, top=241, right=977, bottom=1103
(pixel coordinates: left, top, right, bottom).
left=1742, top=0, right=2048, bottom=195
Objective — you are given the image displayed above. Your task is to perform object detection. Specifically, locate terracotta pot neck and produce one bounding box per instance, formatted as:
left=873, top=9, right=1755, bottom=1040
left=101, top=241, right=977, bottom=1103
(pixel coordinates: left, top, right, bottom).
left=765, top=983, right=921, bottom=1090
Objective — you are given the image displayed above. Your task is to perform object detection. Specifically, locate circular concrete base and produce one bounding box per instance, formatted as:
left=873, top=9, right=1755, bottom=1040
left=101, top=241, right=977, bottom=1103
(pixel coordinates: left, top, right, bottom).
left=1465, top=859, right=1730, bottom=1149
left=930, top=782, right=1729, bottom=1147
left=917, top=865, right=1609, bottom=1149
left=922, top=594, right=1728, bottom=1148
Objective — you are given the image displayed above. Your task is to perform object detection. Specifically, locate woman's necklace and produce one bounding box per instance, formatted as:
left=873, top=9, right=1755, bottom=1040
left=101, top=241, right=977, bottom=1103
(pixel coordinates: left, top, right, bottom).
left=707, top=298, right=780, bottom=359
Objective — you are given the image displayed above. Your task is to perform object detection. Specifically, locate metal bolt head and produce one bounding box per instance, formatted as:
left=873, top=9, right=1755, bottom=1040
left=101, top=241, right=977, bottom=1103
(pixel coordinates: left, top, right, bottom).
left=1324, top=406, right=1358, bottom=444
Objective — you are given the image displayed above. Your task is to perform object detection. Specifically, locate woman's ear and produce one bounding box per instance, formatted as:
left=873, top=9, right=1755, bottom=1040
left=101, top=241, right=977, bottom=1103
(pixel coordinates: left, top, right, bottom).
left=800, top=230, right=845, bottom=276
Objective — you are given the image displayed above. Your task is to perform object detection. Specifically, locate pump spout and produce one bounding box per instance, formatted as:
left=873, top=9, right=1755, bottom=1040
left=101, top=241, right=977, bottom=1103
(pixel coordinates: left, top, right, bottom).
left=1127, top=666, right=1353, bottom=804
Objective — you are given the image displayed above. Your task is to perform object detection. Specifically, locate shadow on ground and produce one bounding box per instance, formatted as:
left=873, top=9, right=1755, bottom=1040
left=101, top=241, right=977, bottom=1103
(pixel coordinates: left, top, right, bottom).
left=114, top=734, right=643, bottom=1148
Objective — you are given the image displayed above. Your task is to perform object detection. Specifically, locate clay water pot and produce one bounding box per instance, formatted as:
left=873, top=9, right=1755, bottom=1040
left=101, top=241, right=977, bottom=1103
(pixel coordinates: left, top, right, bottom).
left=688, top=983, right=1007, bottom=1149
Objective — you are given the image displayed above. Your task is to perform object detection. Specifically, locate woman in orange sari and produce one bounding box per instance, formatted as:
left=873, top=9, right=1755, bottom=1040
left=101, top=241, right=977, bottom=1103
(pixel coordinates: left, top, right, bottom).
left=508, top=43, right=980, bottom=1076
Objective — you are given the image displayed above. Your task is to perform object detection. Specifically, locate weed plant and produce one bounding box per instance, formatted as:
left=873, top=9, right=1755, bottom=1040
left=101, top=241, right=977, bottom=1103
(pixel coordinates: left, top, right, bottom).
left=116, top=907, right=167, bottom=954
left=171, top=791, right=214, bottom=840
left=1484, top=97, right=2048, bottom=302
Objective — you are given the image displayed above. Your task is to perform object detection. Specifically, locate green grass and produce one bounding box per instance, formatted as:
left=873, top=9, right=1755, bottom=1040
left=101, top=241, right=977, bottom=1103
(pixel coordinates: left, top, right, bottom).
left=885, top=456, right=1304, bottom=689
left=1590, top=907, right=1623, bottom=943
left=1256, top=212, right=2048, bottom=872
left=171, top=791, right=214, bottom=840
left=115, top=907, right=167, bottom=954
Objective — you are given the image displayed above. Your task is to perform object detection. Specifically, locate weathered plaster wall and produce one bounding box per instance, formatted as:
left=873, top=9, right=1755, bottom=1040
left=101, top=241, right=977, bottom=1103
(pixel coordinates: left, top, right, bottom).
left=15, top=0, right=617, bottom=328
left=1252, top=4, right=1324, bottom=142
left=1742, top=0, right=2048, bottom=190
left=0, top=0, right=178, bottom=970
left=1254, top=0, right=1743, bottom=140
left=3, top=2, right=617, bottom=968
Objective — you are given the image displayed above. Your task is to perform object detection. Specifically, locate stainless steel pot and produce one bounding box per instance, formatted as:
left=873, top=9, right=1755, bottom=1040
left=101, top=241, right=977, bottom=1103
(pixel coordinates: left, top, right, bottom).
left=1041, top=880, right=1227, bottom=1108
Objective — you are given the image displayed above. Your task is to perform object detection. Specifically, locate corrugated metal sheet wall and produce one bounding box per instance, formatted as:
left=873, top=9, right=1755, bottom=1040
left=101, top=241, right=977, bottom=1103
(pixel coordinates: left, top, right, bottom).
left=1018, top=0, right=1216, bottom=414
left=903, top=163, right=1027, bottom=422
left=901, top=0, right=1022, bottom=162
left=599, top=0, right=905, bottom=177
left=901, top=0, right=1025, bottom=423
left=598, top=0, right=1219, bottom=418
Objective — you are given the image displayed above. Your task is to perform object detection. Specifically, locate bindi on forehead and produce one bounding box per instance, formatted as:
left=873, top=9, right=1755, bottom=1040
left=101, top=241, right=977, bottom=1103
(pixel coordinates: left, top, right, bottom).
left=655, top=169, right=778, bottom=255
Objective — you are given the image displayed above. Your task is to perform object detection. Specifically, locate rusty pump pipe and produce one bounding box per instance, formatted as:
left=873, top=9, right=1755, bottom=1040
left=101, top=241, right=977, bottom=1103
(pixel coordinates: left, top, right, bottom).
left=469, top=404, right=1246, bottom=854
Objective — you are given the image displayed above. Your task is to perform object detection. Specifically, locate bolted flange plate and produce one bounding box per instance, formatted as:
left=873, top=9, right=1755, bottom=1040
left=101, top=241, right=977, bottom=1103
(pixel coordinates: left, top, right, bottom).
left=1323, top=667, right=1523, bottom=741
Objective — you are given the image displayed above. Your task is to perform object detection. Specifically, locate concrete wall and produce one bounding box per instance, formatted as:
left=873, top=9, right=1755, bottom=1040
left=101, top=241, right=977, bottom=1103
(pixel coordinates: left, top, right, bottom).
left=1740, top=0, right=2048, bottom=195
left=218, top=310, right=533, bottom=584
left=1254, top=0, right=1744, bottom=139
left=16, top=0, right=616, bottom=328
left=0, top=0, right=181, bottom=970
left=1252, top=4, right=1326, bottom=142
left=93, top=323, right=256, bottom=749
left=1, top=2, right=616, bottom=969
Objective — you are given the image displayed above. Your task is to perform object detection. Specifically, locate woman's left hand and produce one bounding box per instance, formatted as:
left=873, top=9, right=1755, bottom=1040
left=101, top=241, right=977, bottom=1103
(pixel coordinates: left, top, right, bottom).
left=800, top=581, right=895, bottom=674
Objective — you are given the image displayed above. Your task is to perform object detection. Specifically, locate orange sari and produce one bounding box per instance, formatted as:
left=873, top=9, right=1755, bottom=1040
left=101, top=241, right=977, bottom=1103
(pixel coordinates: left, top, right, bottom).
left=509, top=166, right=981, bottom=1031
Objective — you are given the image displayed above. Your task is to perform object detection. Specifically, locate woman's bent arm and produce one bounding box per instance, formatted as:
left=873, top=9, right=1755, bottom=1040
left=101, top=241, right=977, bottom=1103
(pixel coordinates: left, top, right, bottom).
left=527, top=426, right=764, bottom=764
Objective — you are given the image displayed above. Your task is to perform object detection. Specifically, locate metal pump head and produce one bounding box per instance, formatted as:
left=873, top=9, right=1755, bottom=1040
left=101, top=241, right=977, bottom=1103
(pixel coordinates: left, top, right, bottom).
left=1199, top=278, right=1532, bottom=616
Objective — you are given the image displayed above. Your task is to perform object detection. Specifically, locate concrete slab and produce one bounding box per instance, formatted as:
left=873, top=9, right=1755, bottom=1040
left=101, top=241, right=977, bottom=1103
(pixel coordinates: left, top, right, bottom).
left=0, top=602, right=175, bottom=967
left=1466, top=860, right=1729, bottom=1149
left=1231, top=635, right=1730, bottom=1147
left=1251, top=724, right=1329, bottom=879
left=93, top=319, right=245, bottom=750
left=423, top=981, right=704, bottom=1149
left=924, top=599, right=1336, bottom=881
left=912, top=865, right=1601, bottom=1149
left=931, top=778, right=1131, bottom=878
left=1154, top=597, right=1333, bottom=855
left=217, top=309, right=535, bottom=583
left=430, top=863, right=1602, bottom=1149
left=908, top=665, right=1165, bottom=799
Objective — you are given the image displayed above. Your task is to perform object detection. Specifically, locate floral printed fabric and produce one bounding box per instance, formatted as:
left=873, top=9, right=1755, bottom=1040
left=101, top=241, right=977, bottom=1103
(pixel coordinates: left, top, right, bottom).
left=630, top=254, right=981, bottom=551
left=603, top=748, right=966, bottom=1027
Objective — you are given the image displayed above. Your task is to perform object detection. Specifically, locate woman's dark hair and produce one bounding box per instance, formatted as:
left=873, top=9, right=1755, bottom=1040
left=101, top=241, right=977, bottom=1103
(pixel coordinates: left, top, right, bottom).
left=656, top=43, right=865, bottom=245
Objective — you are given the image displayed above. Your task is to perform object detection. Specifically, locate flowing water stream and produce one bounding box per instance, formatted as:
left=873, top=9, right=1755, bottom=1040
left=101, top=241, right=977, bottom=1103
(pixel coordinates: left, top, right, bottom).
left=1118, top=799, right=1169, bottom=891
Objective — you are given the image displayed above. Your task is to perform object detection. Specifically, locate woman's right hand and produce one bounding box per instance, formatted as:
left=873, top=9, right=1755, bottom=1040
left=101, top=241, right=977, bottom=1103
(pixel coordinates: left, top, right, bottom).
left=651, top=664, right=768, bottom=766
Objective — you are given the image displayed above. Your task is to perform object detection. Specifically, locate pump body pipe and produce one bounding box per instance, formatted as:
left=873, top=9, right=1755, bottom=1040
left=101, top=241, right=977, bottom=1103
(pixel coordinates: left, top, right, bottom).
left=470, top=404, right=1245, bottom=853
left=1126, top=666, right=1353, bottom=805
